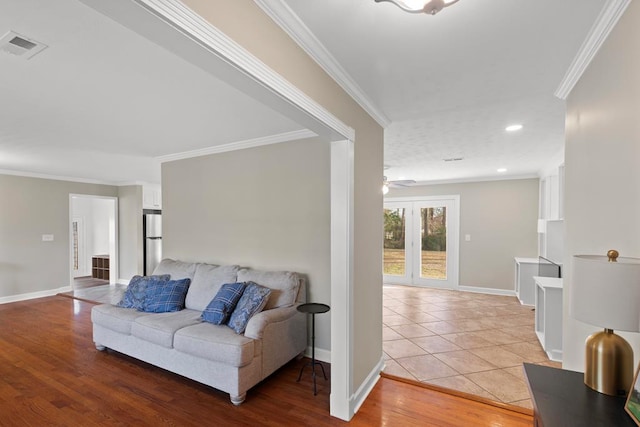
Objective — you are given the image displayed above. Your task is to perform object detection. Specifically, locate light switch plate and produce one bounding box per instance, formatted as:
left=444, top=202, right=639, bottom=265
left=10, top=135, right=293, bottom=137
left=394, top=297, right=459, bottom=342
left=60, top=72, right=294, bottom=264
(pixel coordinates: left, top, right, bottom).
left=42, top=234, right=54, bottom=241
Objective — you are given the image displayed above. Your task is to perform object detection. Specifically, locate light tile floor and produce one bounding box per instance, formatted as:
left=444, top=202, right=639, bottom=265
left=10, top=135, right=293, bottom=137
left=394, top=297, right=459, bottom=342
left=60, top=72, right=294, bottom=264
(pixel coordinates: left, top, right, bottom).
left=382, top=284, right=561, bottom=409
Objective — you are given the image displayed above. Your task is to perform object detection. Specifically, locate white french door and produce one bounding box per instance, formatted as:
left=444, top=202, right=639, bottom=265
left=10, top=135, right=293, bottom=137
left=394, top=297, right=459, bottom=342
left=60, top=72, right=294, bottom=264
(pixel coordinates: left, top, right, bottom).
left=383, top=196, right=459, bottom=289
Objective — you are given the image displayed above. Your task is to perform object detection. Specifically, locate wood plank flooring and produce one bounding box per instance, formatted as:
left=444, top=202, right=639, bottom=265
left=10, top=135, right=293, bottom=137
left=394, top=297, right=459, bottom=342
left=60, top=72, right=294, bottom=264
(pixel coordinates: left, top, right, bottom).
left=0, top=297, right=533, bottom=426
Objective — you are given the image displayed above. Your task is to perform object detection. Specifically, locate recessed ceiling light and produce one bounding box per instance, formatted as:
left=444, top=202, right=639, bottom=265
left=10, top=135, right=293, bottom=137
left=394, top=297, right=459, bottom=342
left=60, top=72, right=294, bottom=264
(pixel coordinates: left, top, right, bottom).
left=505, top=124, right=523, bottom=132
left=497, top=168, right=507, bottom=173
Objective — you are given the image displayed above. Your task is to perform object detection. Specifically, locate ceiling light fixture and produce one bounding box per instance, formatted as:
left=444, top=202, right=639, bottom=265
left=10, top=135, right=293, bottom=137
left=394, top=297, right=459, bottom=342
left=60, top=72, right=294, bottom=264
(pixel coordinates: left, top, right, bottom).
left=382, top=176, right=390, bottom=195
left=374, top=0, right=460, bottom=15
left=505, top=124, right=523, bottom=132
left=497, top=168, right=507, bottom=173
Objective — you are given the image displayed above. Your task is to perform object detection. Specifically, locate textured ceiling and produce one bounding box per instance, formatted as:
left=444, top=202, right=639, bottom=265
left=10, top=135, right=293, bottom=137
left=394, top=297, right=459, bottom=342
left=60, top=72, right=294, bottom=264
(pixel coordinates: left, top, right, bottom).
left=278, top=0, right=604, bottom=183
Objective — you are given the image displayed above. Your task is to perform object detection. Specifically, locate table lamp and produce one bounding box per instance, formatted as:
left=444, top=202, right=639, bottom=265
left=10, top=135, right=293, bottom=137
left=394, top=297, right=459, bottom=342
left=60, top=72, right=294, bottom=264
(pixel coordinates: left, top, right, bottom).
left=571, top=250, right=640, bottom=396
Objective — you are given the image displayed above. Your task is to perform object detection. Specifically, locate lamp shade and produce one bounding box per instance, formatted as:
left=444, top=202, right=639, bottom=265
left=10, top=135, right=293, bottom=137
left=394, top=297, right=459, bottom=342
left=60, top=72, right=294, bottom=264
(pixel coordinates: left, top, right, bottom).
left=571, top=254, right=640, bottom=332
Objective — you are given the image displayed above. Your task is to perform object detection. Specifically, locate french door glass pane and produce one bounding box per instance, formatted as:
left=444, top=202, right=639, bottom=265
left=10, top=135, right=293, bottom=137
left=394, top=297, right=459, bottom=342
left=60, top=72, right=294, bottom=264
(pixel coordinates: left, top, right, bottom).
left=383, top=207, right=406, bottom=276
left=420, top=206, right=447, bottom=279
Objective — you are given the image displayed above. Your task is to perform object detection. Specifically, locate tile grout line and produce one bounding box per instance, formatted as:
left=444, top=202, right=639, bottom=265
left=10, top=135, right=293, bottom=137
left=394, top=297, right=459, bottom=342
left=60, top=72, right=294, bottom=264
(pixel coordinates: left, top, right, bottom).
left=382, top=285, right=561, bottom=410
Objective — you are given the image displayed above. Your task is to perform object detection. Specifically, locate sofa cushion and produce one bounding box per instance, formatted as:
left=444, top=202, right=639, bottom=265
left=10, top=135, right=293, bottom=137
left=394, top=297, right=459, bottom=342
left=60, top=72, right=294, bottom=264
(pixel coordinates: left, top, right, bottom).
left=91, top=304, right=151, bottom=335
left=185, top=264, right=240, bottom=311
left=130, top=309, right=202, bottom=348
left=201, top=282, right=246, bottom=325
left=228, top=282, right=271, bottom=334
left=174, top=322, right=256, bottom=367
left=117, top=275, right=170, bottom=310
left=236, top=269, right=300, bottom=310
left=152, top=259, right=197, bottom=280
left=141, top=278, right=191, bottom=313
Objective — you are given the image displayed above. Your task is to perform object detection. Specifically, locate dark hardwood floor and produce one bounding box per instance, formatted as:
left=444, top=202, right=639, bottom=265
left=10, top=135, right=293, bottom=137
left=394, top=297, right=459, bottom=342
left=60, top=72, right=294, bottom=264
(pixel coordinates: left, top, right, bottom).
left=0, top=297, right=533, bottom=426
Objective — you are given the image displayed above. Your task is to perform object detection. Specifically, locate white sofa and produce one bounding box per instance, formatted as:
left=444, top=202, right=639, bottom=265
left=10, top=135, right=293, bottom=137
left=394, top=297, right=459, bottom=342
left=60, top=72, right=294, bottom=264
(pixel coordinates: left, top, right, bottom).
left=91, top=259, right=307, bottom=405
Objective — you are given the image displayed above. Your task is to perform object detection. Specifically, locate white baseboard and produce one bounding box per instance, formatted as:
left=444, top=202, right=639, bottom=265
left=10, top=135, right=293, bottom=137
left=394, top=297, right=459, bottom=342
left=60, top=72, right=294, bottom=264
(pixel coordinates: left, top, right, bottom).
left=547, top=349, right=563, bottom=363
left=0, top=286, right=72, bottom=305
left=303, top=346, right=331, bottom=364
left=301, top=348, right=383, bottom=419
left=351, top=356, right=383, bottom=415
left=117, top=278, right=129, bottom=285
left=458, top=285, right=516, bottom=297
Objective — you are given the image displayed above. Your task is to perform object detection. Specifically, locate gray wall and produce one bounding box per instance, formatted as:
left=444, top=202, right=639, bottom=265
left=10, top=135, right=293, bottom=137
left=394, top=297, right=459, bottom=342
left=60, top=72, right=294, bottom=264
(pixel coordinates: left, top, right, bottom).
left=162, top=139, right=332, bottom=349
left=0, top=174, right=117, bottom=299
left=563, top=1, right=640, bottom=371
left=171, top=0, right=384, bottom=393
left=387, top=178, right=539, bottom=291
left=118, top=185, right=144, bottom=282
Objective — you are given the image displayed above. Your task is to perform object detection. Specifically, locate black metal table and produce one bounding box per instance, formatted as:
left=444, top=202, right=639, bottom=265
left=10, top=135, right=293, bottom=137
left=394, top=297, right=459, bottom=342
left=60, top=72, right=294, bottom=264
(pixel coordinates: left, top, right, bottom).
left=296, top=302, right=330, bottom=395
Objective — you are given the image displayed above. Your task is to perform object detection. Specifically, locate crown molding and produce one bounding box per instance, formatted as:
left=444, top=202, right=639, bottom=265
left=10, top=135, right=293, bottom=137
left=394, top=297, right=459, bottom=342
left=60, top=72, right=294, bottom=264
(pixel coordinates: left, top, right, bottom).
left=0, top=168, right=122, bottom=186
left=156, top=129, right=317, bottom=163
left=409, top=173, right=540, bottom=187
left=128, top=0, right=354, bottom=141
left=555, top=0, right=631, bottom=100
left=254, top=0, right=391, bottom=128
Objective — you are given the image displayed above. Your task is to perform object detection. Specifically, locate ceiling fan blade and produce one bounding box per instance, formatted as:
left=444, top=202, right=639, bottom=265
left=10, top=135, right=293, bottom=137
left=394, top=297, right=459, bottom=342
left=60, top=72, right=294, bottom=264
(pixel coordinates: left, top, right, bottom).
left=389, top=179, right=416, bottom=187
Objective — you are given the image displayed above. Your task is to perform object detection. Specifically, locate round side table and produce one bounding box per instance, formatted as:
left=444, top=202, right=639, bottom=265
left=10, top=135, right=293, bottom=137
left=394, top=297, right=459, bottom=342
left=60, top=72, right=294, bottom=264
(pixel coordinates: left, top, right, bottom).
left=296, top=302, right=330, bottom=395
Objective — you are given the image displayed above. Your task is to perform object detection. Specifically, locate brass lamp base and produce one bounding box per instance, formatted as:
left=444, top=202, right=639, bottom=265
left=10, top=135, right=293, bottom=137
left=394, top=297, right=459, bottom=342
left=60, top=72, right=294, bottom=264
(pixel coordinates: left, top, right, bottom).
left=584, top=329, right=633, bottom=396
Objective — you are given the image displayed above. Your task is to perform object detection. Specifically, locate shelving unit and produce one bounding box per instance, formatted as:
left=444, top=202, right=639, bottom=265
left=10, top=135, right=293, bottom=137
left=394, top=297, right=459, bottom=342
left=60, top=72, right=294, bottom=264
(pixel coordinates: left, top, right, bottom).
left=534, top=276, right=563, bottom=362
left=514, top=257, right=539, bottom=306
left=92, top=255, right=110, bottom=280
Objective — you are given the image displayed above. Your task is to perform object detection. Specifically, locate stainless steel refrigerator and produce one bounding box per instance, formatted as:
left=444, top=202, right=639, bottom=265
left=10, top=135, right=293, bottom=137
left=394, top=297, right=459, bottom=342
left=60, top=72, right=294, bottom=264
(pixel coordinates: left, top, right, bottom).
left=143, top=212, right=162, bottom=275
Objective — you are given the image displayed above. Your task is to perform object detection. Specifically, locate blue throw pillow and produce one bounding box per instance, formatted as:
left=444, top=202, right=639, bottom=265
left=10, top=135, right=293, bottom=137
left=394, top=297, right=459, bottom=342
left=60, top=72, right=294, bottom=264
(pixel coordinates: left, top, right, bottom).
left=117, top=275, right=170, bottom=309
left=201, top=282, right=247, bottom=325
left=228, top=282, right=271, bottom=334
left=141, top=278, right=191, bottom=313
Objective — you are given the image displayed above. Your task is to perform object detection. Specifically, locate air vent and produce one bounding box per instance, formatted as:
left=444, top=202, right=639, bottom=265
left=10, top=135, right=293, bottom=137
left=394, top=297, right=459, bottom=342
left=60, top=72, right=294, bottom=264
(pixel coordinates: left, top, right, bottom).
left=0, top=31, right=47, bottom=59
left=443, top=157, right=464, bottom=162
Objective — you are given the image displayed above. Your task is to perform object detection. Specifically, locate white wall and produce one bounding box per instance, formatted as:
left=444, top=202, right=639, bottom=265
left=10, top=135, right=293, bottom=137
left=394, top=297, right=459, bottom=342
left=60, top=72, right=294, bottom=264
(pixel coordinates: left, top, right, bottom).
left=71, top=197, right=114, bottom=277
left=563, top=1, right=640, bottom=371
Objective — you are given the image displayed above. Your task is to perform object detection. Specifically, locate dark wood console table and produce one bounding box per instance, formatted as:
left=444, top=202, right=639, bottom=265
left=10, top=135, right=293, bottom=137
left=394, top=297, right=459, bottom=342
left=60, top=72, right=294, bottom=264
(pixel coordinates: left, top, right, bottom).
left=523, top=363, right=636, bottom=427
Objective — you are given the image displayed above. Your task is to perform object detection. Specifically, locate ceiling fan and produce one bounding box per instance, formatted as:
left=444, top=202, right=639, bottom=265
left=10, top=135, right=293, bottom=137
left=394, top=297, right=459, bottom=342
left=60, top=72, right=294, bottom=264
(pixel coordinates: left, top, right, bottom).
left=383, top=176, right=416, bottom=194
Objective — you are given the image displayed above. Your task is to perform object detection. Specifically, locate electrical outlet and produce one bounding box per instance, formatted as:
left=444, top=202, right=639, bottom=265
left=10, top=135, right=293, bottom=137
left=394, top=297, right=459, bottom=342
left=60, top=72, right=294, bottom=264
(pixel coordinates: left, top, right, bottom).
left=465, top=234, right=471, bottom=242
left=42, top=234, right=54, bottom=242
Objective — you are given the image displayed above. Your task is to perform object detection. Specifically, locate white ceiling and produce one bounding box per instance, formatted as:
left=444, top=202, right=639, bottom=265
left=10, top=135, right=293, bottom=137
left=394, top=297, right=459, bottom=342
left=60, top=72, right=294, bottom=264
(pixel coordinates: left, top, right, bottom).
left=0, top=0, right=608, bottom=185
left=0, top=0, right=306, bottom=184
left=270, top=0, right=605, bottom=183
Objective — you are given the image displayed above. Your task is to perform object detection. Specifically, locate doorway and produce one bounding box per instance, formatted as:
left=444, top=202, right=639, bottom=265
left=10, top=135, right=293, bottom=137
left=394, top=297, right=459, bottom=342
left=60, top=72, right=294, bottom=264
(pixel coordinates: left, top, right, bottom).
left=69, top=194, right=118, bottom=288
left=383, top=196, right=459, bottom=289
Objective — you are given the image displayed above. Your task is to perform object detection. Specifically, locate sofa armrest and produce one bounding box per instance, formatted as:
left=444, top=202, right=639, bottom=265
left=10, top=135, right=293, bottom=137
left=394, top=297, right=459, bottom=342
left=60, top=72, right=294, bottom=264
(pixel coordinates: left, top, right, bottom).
left=244, top=304, right=300, bottom=340
left=245, top=303, right=307, bottom=379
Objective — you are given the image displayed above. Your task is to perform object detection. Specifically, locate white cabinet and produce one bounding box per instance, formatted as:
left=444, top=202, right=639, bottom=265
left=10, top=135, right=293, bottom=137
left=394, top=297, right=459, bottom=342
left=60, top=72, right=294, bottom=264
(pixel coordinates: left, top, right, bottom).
left=143, top=184, right=162, bottom=210
left=538, top=219, right=564, bottom=263
left=514, top=257, right=538, bottom=306
left=539, top=166, right=563, bottom=221
left=534, top=276, right=563, bottom=362
left=538, top=162, right=564, bottom=262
